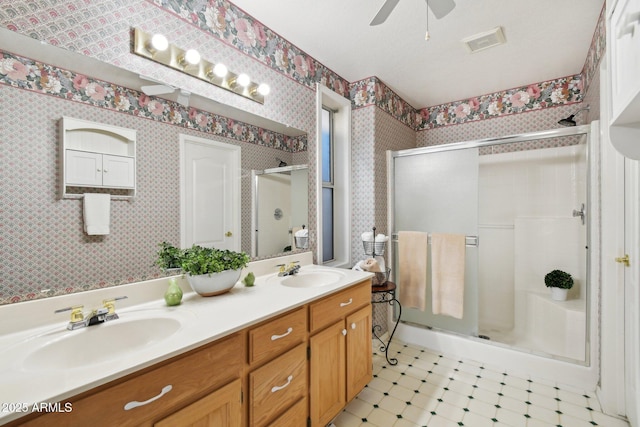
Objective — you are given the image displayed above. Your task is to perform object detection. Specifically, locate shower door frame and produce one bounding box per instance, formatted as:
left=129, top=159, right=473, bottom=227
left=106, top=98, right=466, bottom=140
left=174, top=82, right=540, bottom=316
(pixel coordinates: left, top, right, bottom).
left=387, top=124, right=593, bottom=365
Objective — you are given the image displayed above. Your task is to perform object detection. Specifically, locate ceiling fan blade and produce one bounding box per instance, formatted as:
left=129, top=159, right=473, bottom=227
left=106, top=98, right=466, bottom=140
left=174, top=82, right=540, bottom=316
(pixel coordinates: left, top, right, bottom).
left=427, top=0, right=456, bottom=19
left=370, top=0, right=400, bottom=26
left=141, top=84, right=174, bottom=96
left=176, top=89, right=191, bottom=106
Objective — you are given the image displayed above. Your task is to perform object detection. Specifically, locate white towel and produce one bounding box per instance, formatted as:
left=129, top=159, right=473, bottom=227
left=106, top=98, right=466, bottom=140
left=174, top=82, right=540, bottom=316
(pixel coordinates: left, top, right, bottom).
left=431, top=233, right=466, bottom=319
left=83, top=193, right=111, bottom=235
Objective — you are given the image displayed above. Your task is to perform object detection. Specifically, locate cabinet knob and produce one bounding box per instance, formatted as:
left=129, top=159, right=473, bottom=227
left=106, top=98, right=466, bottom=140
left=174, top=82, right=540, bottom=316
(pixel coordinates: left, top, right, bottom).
left=97, top=168, right=101, bottom=172
left=103, top=169, right=108, bottom=173
left=342, top=329, right=347, bottom=336
left=225, top=231, right=233, bottom=237
left=351, top=322, right=356, bottom=330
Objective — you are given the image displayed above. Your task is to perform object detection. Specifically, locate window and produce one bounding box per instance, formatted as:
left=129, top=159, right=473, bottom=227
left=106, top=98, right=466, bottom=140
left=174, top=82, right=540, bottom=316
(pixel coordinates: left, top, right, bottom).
left=321, top=107, right=334, bottom=262
left=316, top=84, right=351, bottom=267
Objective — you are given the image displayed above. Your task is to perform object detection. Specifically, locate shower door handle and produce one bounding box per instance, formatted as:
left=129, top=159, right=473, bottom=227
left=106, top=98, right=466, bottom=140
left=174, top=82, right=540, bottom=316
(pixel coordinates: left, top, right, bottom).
left=572, top=203, right=585, bottom=225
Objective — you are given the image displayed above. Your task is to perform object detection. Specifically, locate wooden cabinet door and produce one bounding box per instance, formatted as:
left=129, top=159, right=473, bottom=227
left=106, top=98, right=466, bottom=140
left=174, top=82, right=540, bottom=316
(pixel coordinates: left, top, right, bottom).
left=309, top=321, right=345, bottom=427
left=346, top=305, right=372, bottom=402
left=155, top=379, right=242, bottom=427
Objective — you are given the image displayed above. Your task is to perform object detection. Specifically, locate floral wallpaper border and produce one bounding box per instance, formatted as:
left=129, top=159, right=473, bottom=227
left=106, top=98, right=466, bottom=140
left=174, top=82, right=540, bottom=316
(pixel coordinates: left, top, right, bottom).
left=416, top=74, right=584, bottom=130
left=151, top=0, right=351, bottom=99
left=350, top=76, right=417, bottom=128
left=0, top=50, right=307, bottom=152
left=152, top=0, right=605, bottom=132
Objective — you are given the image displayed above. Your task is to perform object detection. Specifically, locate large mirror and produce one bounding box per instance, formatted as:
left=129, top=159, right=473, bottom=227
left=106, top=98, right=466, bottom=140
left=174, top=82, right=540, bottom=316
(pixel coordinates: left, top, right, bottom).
left=252, top=165, right=309, bottom=257
left=0, top=28, right=310, bottom=303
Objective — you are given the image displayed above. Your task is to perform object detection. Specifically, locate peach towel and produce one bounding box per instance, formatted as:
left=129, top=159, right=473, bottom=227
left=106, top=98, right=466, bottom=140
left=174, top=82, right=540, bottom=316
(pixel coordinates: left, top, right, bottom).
left=431, top=233, right=466, bottom=319
left=398, top=231, right=428, bottom=310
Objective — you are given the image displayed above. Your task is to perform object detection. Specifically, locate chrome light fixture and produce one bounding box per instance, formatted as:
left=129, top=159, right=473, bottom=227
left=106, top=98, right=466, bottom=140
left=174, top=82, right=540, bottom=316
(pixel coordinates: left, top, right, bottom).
left=133, top=28, right=269, bottom=104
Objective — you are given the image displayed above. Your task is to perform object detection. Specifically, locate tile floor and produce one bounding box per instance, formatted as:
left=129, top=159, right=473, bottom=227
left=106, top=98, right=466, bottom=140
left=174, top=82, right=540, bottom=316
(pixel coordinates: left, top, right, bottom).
left=334, top=340, right=630, bottom=427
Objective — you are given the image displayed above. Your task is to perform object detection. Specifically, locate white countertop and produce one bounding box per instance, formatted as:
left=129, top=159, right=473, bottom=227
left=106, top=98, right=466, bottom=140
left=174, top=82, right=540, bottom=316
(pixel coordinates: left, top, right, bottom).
left=0, top=252, right=372, bottom=424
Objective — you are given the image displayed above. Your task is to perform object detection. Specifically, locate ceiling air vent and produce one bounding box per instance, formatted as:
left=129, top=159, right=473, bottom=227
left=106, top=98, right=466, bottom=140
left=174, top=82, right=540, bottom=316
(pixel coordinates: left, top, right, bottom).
left=461, top=26, right=506, bottom=53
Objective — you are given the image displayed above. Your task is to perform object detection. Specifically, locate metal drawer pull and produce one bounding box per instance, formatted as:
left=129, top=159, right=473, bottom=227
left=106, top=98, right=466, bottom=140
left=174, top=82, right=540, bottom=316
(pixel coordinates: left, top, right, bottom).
left=340, top=298, right=353, bottom=307
left=271, top=375, right=293, bottom=393
left=271, top=327, right=293, bottom=341
left=124, top=385, right=172, bottom=410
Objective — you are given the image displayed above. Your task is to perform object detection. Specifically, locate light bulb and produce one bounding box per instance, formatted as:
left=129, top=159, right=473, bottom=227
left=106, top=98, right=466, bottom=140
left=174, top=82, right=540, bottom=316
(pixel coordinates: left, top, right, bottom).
left=183, top=49, right=201, bottom=65
left=213, top=63, right=227, bottom=78
left=148, top=33, right=168, bottom=52
left=257, top=83, right=270, bottom=96
left=237, top=73, right=251, bottom=87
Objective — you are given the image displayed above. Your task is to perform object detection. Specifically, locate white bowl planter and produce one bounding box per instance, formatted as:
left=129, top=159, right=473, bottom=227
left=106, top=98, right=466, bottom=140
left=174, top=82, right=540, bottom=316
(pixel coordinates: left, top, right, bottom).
left=550, top=287, right=569, bottom=301
left=187, top=269, right=242, bottom=297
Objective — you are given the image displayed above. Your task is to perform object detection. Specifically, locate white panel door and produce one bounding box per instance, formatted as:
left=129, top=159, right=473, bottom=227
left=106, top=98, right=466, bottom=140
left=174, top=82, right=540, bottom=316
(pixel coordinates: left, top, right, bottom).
left=624, top=158, right=640, bottom=427
left=180, top=135, right=240, bottom=251
left=66, top=150, right=102, bottom=186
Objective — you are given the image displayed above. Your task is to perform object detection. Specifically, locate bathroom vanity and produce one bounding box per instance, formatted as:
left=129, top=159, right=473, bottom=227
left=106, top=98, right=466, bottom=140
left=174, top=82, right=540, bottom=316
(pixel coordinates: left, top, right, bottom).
left=0, top=253, right=372, bottom=427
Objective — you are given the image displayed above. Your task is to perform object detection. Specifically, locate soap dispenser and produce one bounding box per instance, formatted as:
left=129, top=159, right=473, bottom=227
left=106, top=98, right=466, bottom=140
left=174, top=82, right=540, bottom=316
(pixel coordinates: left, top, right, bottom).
left=164, top=277, right=183, bottom=306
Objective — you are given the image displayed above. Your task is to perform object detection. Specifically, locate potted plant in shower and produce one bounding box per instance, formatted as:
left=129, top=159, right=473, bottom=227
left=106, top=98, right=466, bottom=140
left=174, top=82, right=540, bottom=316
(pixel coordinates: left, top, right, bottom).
left=544, top=269, right=574, bottom=301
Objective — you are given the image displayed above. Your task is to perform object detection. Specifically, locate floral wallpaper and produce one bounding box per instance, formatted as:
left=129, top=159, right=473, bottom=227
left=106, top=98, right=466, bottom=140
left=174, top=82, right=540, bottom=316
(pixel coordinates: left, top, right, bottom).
left=0, top=50, right=306, bottom=152
left=350, top=76, right=417, bottom=129
left=582, top=3, right=606, bottom=96
left=151, top=0, right=351, bottom=99
left=416, top=74, right=584, bottom=130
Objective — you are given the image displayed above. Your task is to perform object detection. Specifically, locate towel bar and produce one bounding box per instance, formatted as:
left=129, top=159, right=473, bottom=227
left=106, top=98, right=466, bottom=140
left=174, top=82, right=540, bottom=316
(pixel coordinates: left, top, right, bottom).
left=391, top=233, right=479, bottom=247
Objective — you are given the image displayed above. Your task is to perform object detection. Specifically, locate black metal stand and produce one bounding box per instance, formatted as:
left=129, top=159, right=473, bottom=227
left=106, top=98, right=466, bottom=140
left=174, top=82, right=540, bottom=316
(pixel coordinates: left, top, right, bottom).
left=371, top=281, right=402, bottom=365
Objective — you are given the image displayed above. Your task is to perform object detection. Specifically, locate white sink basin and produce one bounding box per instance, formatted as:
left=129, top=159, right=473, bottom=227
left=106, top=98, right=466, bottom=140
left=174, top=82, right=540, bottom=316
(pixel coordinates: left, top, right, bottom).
left=17, top=309, right=195, bottom=371
left=271, top=269, right=346, bottom=288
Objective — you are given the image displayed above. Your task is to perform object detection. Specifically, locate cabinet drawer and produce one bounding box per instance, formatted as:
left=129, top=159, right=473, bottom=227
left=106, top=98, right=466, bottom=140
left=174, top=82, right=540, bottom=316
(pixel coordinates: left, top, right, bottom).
left=249, top=343, right=307, bottom=427
left=267, top=397, right=307, bottom=427
left=19, top=333, right=243, bottom=427
left=309, top=280, right=371, bottom=333
left=249, top=307, right=307, bottom=365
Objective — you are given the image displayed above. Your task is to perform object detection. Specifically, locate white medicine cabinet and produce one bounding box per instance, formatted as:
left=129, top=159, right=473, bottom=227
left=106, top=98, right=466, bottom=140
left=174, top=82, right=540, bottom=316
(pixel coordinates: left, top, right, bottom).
left=60, top=117, right=137, bottom=199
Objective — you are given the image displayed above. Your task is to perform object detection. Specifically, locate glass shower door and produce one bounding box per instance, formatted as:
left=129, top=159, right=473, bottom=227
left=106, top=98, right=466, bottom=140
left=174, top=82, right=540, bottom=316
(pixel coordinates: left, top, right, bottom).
left=393, top=147, right=479, bottom=336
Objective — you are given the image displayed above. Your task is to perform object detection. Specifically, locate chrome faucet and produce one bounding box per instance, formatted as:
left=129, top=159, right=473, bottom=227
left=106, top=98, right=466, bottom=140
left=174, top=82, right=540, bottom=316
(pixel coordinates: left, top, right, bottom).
left=276, top=261, right=300, bottom=277
left=55, top=296, right=127, bottom=330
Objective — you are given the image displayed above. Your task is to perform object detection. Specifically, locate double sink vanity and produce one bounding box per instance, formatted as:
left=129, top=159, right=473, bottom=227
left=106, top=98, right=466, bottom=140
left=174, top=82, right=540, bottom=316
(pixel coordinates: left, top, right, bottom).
left=0, top=252, right=373, bottom=426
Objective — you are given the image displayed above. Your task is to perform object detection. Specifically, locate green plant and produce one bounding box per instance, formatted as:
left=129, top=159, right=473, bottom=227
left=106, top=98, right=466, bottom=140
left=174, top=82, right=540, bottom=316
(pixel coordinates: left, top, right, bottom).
left=179, top=245, right=250, bottom=276
left=155, top=242, right=184, bottom=270
left=544, top=269, right=573, bottom=289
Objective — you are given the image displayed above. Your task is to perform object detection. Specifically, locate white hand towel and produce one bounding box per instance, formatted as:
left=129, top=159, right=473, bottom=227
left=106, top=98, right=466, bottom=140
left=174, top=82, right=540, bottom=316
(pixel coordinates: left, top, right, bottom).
left=431, top=233, right=466, bottom=319
left=83, top=193, right=111, bottom=235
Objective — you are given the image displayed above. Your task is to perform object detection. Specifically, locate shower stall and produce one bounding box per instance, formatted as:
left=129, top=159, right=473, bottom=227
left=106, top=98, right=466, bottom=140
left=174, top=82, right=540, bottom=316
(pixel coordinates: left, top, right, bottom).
left=387, top=123, right=599, bottom=389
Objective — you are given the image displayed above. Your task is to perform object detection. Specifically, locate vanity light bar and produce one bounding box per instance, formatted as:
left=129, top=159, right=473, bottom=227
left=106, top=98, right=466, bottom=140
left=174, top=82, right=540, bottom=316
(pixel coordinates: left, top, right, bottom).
left=132, top=28, right=268, bottom=104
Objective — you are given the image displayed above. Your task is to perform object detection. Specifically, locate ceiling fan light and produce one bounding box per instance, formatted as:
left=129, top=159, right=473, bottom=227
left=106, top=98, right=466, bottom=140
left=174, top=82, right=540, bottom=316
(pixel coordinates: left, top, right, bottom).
left=237, top=73, right=251, bottom=87
left=148, top=33, right=168, bottom=52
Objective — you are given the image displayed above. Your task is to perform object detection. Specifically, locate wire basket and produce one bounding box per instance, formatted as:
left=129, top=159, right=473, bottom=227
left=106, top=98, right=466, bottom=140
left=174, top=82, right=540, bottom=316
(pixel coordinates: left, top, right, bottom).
left=372, top=268, right=391, bottom=287
left=363, top=241, right=386, bottom=256
left=295, top=236, right=309, bottom=249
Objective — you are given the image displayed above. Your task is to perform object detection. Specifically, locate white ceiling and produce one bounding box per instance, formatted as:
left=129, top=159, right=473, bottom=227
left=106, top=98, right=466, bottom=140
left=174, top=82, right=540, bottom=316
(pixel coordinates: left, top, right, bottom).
left=230, top=0, right=604, bottom=109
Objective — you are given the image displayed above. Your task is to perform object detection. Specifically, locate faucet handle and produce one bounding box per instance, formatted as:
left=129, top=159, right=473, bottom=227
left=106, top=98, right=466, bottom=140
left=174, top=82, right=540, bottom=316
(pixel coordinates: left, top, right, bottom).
left=287, top=261, right=300, bottom=269
left=55, top=305, right=85, bottom=322
left=276, top=264, right=286, bottom=273
left=103, top=296, right=127, bottom=315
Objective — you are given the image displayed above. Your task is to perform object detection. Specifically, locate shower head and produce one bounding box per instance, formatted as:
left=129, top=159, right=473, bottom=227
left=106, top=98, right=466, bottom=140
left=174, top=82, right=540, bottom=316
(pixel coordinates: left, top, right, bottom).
left=558, top=105, right=590, bottom=127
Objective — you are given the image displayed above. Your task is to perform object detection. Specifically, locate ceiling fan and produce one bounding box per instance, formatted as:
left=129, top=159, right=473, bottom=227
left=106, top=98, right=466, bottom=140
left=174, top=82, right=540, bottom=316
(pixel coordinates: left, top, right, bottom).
left=370, top=0, right=456, bottom=25
left=139, top=75, right=191, bottom=106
